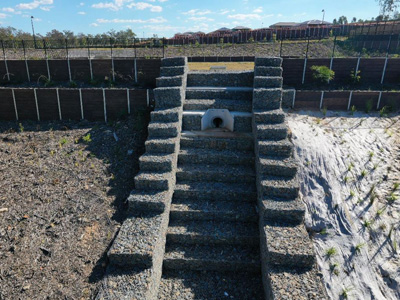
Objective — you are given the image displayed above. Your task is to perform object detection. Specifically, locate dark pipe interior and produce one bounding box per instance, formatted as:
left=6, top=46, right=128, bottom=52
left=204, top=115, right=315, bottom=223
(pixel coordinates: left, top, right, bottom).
left=213, top=117, right=223, bottom=128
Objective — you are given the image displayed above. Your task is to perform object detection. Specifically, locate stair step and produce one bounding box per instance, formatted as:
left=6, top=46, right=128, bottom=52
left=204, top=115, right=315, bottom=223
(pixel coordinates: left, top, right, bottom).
left=170, top=198, right=257, bottom=222
left=151, top=107, right=181, bottom=123
left=254, top=66, right=283, bottom=77
left=255, top=57, right=282, bottom=67
left=266, top=265, right=328, bottom=300
left=167, top=219, right=259, bottom=245
left=173, top=181, right=257, bottom=202
left=158, top=270, right=264, bottom=300
left=135, top=171, right=174, bottom=191
left=253, top=109, right=285, bottom=124
left=260, top=175, right=299, bottom=199
left=184, top=99, right=252, bottom=112
left=180, top=135, right=253, bottom=151
left=179, top=148, right=254, bottom=166
left=254, top=76, right=283, bottom=88
left=176, top=164, right=255, bottom=183
left=187, top=71, right=254, bottom=87
left=139, top=152, right=175, bottom=172
left=156, top=75, right=184, bottom=88
left=186, top=87, right=253, bottom=101
left=161, top=57, right=187, bottom=67
left=261, top=220, right=315, bottom=268
left=257, top=140, right=293, bottom=157
left=145, top=137, right=178, bottom=154
left=148, top=122, right=180, bottom=138
left=182, top=111, right=252, bottom=133
left=260, top=197, right=305, bottom=224
left=256, top=123, right=288, bottom=141
left=160, top=66, right=187, bottom=77
left=259, top=156, right=298, bottom=177
left=163, top=244, right=260, bottom=272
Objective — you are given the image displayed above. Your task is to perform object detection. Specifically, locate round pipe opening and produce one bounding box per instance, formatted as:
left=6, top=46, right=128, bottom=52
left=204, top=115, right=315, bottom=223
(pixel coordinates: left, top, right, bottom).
left=212, top=117, right=223, bottom=128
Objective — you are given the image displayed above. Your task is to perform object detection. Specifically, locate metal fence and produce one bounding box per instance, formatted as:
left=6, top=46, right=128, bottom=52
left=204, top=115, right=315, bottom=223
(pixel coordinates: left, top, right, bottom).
left=1, top=23, right=400, bottom=60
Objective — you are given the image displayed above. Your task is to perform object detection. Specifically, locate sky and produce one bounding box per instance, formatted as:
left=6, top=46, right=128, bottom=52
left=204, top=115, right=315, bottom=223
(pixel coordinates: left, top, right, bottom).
left=0, top=0, right=387, bottom=38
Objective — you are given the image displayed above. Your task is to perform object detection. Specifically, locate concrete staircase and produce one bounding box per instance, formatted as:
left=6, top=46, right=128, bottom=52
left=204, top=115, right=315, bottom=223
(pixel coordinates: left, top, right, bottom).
left=252, top=57, right=327, bottom=300
left=97, top=57, right=328, bottom=300
left=158, top=71, right=264, bottom=299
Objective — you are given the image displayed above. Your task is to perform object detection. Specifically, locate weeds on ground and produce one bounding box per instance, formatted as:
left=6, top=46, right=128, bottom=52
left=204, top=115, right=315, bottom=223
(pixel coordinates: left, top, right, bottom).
left=325, top=247, right=337, bottom=258
left=82, top=133, right=92, bottom=143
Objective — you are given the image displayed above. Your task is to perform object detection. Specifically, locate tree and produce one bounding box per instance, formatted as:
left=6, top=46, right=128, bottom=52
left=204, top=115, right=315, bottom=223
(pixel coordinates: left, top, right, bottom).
left=333, top=18, right=338, bottom=25
left=351, top=17, right=357, bottom=23
left=338, top=16, right=348, bottom=24
left=378, top=0, right=399, bottom=13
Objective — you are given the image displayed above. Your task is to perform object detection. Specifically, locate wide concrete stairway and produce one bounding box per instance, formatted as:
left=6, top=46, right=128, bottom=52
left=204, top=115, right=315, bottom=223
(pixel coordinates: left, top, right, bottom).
left=158, top=71, right=264, bottom=299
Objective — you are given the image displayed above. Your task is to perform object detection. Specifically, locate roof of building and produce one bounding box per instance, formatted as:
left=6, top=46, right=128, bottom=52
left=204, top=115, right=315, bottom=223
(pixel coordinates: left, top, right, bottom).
left=215, top=27, right=232, bottom=32
left=299, top=19, right=332, bottom=26
left=232, top=26, right=251, bottom=30
left=270, top=22, right=300, bottom=27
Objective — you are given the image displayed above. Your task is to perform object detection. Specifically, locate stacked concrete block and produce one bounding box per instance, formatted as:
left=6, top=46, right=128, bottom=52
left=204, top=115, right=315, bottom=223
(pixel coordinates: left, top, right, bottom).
left=252, top=57, right=328, bottom=299
left=96, top=57, right=187, bottom=300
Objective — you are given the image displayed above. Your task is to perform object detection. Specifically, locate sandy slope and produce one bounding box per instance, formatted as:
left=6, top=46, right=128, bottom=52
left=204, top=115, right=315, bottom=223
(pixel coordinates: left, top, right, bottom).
left=287, top=111, right=400, bottom=300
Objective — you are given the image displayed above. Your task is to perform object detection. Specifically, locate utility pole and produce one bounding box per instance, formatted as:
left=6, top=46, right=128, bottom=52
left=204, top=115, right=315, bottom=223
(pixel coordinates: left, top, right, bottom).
left=322, top=9, right=325, bottom=23
left=31, top=16, right=37, bottom=48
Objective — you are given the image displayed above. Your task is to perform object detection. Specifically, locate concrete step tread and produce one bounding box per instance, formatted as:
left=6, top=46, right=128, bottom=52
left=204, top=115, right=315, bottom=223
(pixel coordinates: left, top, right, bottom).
left=177, top=163, right=255, bottom=176
left=261, top=175, right=299, bottom=188
left=186, top=86, right=253, bottom=91
left=148, top=121, right=180, bottom=129
left=180, top=134, right=253, bottom=152
left=164, top=244, right=260, bottom=265
left=171, top=198, right=257, bottom=221
left=262, top=220, right=315, bottom=268
left=167, top=219, right=259, bottom=245
left=158, top=270, right=264, bottom=300
left=261, top=197, right=305, bottom=224
left=174, top=180, right=256, bottom=195
left=145, top=137, right=178, bottom=154
left=267, top=265, right=328, bottom=300
left=257, top=139, right=293, bottom=157
left=179, top=147, right=254, bottom=165
left=256, top=123, right=287, bottom=130
left=184, top=99, right=252, bottom=112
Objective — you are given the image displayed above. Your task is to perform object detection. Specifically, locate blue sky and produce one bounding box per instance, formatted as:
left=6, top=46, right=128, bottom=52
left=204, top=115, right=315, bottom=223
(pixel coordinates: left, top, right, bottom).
left=0, top=0, right=386, bottom=38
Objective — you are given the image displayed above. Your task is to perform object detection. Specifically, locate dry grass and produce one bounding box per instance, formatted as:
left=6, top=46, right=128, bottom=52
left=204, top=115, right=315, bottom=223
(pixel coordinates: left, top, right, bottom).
left=188, top=62, right=254, bottom=71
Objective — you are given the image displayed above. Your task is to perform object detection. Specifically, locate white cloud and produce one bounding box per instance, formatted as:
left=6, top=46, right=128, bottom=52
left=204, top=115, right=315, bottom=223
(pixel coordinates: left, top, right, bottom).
left=0, top=13, right=7, bottom=18
left=2, top=8, right=15, bottom=13
left=127, top=2, right=162, bottom=12
left=80, top=2, right=85, bottom=5
left=188, top=16, right=214, bottom=22
left=91, top=0, right=133, bottom=11
left=78, top=11, right=86, bottom=15
left=227, top=13, right=261, bottom=21
left=142, top=24, right=182, bottom=32
left=97, top=16, right=167, bottom=24
left=253, top=7, right=263, bottom=13
left=90, top=22, right=99, bottom=27
left=40, top=6, right=53, bottom=11
left=182, top=9, right=211, bottom=16
left=16, top=0, right=53, bottom=10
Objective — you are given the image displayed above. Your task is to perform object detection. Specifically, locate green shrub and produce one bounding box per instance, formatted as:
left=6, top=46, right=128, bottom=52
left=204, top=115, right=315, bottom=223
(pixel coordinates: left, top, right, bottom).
left=311, top=65, right=335, bottom=84
left=349, top=70, right=361, bottom=84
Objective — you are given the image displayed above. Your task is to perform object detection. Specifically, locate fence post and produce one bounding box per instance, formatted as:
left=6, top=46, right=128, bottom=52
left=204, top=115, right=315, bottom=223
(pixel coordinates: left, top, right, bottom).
left=43, top=39, right=51, bottom=81
left=381, top=34, right=392, bottom=85
left=66, top=39, right=72, bottom=82
left=328, top=35, right=337, bottom=84
left=34, top=88, right=40, bottom=121
left=12, top=89, right=18, bottom=121
left=377, top=91, right=382, bottom=110
left=319, top=91, right=324, bottom=109
left=103, top=88, right=107, bottom=123
left=1, top=40, right=10, bottom=82
left=87, top=38, right=93, bottom=81
left=134, top=38, right=137, bottom=58
left=56, top=88, right=62, bottom=120
left=127, top=88, right=131, bottom=114
left=347, top=91, right=353, bottom=110
left=79, top=88, right=84, bottom=120
left=110, top=38, right=115, bottom=82
left=302, top=36, right=310, bottom=84
left=22, top=40, right=31, bottom=82
left=280, top=37, right=283, bottom=57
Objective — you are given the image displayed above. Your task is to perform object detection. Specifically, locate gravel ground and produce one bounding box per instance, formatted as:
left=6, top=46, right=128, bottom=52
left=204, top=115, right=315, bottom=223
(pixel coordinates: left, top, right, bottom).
left=0, top=113, right=149, bottom=299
